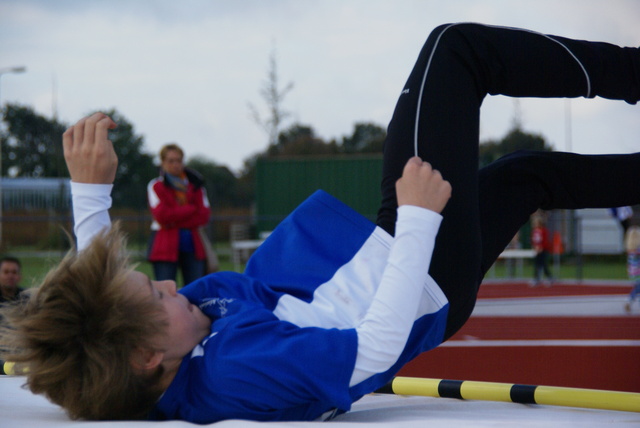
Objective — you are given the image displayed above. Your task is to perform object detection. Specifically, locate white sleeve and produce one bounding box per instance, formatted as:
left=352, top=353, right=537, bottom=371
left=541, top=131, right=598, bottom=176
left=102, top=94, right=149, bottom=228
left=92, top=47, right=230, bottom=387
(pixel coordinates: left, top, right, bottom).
left=71, top=182, right=113, bottom=252
left=350, top=205, right=442, bottom=386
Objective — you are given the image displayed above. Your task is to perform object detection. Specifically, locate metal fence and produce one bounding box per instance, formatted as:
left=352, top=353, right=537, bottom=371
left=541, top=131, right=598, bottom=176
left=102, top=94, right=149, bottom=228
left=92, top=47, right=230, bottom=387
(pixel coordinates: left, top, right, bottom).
left=1, top=178, right=71, bottom=211
left=0, top=210, right=260, bottom=258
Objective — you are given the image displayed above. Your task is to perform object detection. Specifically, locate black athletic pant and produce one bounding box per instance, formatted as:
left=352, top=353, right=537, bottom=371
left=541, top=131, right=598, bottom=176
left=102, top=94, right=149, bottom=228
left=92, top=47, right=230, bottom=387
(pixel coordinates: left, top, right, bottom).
left=375, top=23, right=640, bottom=340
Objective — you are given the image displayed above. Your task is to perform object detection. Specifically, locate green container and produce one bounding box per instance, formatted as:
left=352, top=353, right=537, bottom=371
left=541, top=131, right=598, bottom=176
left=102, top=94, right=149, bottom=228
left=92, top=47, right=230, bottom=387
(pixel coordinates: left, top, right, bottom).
left=256, top=155, right=383, bottom=232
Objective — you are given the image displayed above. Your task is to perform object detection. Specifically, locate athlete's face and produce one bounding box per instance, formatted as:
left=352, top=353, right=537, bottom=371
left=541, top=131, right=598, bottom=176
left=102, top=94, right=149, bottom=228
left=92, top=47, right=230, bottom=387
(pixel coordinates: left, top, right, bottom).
left=127, top=271, right=210, bottom=361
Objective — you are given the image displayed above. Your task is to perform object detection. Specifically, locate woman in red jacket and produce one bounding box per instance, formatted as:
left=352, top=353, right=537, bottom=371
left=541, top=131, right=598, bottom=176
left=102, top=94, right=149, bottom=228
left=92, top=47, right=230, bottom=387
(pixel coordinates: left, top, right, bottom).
left=147, top=144, right=211, bottom=285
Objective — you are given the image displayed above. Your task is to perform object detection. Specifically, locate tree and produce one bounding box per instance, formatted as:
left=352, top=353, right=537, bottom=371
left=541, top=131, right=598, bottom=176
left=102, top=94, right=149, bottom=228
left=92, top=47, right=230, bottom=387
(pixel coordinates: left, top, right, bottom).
left=186, top=158, right=248, bottom=208
left=479, top=127, right=553, bottom=168
left=479, top=103, right=553, bottom=167
left=341, top=122, right=386, bottom=153
left=1, top=104, right=68, bottom=178
left=269, top=123, right=339, bottom=157
left=1, top=104, right=252, bottom=210
left=247, top=47, right=294, bottom=147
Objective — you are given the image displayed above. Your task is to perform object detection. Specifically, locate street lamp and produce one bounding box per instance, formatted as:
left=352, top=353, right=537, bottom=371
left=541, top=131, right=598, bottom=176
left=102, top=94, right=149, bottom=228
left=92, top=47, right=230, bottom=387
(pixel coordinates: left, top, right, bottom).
left=0, top=66, right=27, bottom=249
left=0, top=66, right=27, bottom=101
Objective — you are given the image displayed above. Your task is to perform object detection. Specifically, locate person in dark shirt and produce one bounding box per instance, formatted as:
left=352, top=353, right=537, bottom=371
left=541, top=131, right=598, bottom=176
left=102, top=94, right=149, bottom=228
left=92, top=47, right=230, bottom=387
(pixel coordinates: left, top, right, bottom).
left=0, top=257, right=23, bottom=303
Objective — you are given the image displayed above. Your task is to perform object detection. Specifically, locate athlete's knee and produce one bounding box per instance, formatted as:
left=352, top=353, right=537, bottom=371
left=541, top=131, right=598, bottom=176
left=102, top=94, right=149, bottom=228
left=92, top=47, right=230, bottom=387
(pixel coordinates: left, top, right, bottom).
left=425, top=23, right=490, bottom=84
left=480, top=150, right=559, bottom=208
left=429, top=23, right=484, bottom=52
left=422, top=24, right=470, bottom=56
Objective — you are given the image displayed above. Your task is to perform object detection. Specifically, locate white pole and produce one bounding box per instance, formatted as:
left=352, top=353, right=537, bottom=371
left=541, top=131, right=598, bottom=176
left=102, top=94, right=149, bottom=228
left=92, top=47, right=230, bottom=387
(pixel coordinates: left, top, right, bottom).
left=0, top=66, right=27, bottom=248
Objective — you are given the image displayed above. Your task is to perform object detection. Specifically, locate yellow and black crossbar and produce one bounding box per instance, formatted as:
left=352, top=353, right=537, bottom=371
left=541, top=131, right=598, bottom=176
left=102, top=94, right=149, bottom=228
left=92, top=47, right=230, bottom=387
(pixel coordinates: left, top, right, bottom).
left=3, top=362, right=639, bottom=413
left=1, top=361, right=17, bottom=375
left=375, top=376, right=640, bottom=413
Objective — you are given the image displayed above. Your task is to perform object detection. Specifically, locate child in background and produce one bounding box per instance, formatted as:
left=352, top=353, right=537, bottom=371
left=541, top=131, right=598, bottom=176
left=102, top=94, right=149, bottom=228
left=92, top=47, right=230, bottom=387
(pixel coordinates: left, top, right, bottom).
left=531, top=214, right=553, bottom=287
left=624, top=226, right=640, bottom=312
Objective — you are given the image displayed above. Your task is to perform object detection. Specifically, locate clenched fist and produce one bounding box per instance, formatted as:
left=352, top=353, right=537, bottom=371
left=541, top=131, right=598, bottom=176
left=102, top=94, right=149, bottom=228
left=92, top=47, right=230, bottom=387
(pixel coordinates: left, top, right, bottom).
left=62, top=113, right=118, bottom=184
left=396, top=157, right=451, bottom=213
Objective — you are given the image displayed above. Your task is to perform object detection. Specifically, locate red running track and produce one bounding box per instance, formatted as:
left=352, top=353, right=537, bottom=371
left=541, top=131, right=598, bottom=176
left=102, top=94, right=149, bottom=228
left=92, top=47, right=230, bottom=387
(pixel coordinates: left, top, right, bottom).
left=397, top=281, right=640, bottom=393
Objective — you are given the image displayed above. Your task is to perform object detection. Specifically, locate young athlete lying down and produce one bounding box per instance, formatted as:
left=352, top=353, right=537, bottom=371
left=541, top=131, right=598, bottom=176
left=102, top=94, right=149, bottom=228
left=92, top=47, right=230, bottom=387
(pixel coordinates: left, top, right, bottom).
left=1, top=23, right=639, bottom=423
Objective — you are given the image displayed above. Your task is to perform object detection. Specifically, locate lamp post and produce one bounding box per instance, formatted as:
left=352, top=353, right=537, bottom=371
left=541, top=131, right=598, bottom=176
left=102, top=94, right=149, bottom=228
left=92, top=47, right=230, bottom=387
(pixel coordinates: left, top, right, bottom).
left=0, top=66, right=26, bottom=101
left=0, top=66, right=27, bottom=249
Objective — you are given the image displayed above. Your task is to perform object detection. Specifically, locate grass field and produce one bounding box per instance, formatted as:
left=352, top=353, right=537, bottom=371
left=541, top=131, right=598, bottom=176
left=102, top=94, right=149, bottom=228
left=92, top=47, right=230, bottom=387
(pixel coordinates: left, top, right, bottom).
left=13, top=251, right=631, bottom=290
left=16, top=253, right=239, bottom=290
left=490, top=256, right=629, bottom=281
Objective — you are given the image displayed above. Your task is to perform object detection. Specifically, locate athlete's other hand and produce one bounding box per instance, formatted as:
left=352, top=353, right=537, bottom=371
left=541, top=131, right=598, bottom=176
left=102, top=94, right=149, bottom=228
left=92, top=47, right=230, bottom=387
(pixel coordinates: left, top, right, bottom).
left=396, top=157, right=451, bottom=213
left=63, top=113, right=118, bottom=184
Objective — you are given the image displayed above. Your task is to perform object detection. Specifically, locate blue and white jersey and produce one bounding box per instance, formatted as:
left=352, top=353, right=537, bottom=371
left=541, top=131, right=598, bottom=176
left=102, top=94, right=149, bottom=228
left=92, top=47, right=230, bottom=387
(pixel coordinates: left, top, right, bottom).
left=151, top=190, right=449, bottom=423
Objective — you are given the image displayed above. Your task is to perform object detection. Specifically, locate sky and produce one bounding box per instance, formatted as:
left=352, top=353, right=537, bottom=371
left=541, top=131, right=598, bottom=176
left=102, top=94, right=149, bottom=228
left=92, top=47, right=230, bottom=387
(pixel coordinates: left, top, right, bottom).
left=0, top=0, right=639, bottom=174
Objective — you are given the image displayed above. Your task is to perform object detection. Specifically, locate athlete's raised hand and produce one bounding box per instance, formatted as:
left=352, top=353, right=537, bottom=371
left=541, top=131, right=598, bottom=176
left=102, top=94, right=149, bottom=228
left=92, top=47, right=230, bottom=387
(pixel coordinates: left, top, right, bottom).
left=62, top=113, right=118, bottom=184
left=396, top=156, right=451, bottom=213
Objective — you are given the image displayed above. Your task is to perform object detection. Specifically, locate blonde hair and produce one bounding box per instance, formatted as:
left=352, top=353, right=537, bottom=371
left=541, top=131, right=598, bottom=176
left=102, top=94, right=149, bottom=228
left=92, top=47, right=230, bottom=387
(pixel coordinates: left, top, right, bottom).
left=0, top=225, right=168, bottom=420
left=625, top=226, right=640, bottom=253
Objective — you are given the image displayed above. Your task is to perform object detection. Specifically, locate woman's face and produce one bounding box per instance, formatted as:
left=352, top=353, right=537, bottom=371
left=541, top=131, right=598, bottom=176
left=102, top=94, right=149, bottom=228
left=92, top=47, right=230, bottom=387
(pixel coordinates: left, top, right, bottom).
left=161, top=149, right=184, bottom=177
